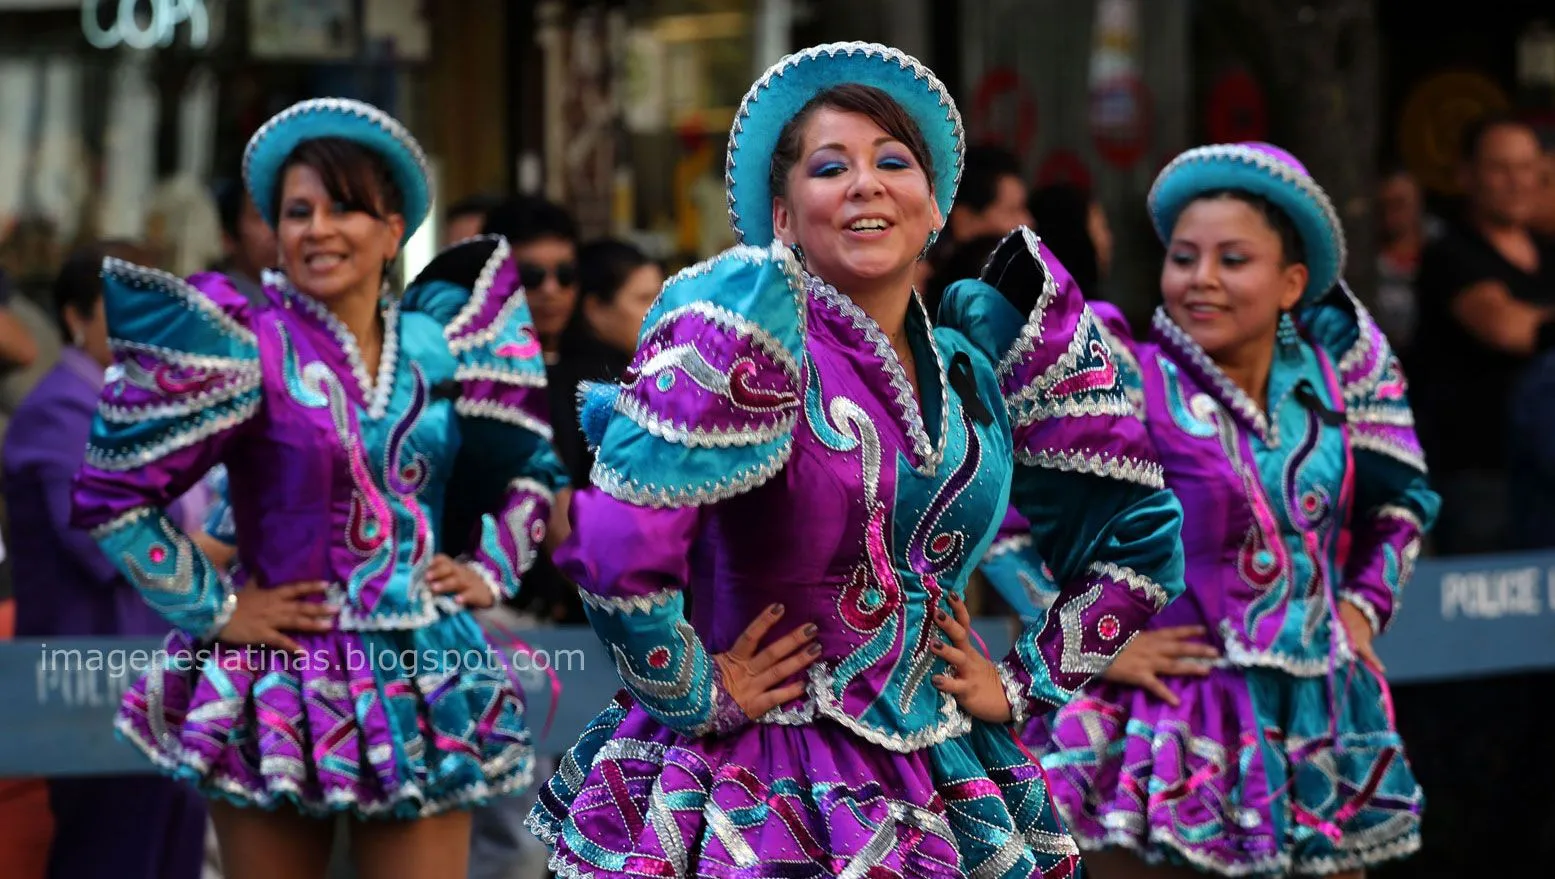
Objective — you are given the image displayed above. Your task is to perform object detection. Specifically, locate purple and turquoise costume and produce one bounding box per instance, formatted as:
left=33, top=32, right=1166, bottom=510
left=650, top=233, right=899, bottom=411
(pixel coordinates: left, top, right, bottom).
left=525, top=58, right=1190, bottom=867
left=69, top=98, right=567, bottom=819
left=996, top=144, right=1440, bottom=875
left=526, top=43, right=1193, bottom=878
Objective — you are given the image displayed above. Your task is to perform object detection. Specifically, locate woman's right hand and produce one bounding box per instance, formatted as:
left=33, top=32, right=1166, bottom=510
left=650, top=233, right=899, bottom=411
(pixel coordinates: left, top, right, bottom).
left=711, top=603, right=823, bottom=720
left=1101, top=625, right=1220, bottom=707
left=217, top=580, right=337, bottom=654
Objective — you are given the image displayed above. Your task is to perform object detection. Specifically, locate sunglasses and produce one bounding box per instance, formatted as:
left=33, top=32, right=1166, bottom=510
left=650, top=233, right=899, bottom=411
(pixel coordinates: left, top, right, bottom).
left=519, top=262, right=577, bottom=290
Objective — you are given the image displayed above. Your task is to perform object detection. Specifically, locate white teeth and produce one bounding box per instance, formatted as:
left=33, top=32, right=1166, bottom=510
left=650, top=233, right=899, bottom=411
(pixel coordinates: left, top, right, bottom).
left=849, top=219, right=887, bottom=231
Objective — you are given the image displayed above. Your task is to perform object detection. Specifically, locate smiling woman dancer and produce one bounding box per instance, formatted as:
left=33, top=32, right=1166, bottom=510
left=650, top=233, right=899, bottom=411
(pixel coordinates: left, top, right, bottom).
left=1023, top=143, right=1441, bottom=879
left=525, top=42, right=1187, bottom=878
left=70, top=98, right=568, bottom=879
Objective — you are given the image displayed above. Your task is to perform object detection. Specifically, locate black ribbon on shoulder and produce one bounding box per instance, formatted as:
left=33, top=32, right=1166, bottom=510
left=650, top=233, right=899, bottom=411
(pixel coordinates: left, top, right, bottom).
left=1294, top=381, right=1344, bottom=427
left=949, top=352, right=994, bottom=427
left=431, top=378, right=462, bottom=401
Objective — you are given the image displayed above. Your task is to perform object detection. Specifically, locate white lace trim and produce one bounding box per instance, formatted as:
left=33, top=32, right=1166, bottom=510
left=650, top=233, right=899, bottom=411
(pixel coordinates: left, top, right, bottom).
left=807, top=274, right=948, bottom=475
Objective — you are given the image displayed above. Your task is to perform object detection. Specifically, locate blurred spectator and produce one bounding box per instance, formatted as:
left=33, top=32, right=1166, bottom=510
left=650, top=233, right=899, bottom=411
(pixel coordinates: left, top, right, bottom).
left=1413, top=112, right=1555, bottom=555
left=923, top=233, right=1004, bottom=318
left=552, top=238, right=662, bottom=489
left=212, top=177, right=278, bottom=307
left=1028, top=182, right=1107, bottom=300
left=947, top=144, right=1033, bottom=242
left=467, top=196, right=585, bottom=879
left=922, top=144, right=1033, bottom=294
left=1532, top=139, right=1555, bottom=239
left=0, top=268, right=38, bottom=372
left=442, top=192, right=503, bottom=248
left=2, top=242, right=211, bottom=879
left=1510, top=340, right=1555, bottom=549
left=1375, top=165, right=1441, bottom=356
left=482, top=195, right=580, bottom=363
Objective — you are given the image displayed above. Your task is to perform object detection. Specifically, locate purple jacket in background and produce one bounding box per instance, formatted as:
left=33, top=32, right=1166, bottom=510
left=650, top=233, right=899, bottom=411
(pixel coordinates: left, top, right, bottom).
left=3, top=347, right=208, bottom=638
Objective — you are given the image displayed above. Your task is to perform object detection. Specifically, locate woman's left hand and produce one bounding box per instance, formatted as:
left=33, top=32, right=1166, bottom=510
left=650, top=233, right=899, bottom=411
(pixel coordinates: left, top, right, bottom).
left=428, top=554, right=497, bottom=609
left=1339, top=600, right=1384, bottom=673
left=931, top=593, right=1014, bottom=724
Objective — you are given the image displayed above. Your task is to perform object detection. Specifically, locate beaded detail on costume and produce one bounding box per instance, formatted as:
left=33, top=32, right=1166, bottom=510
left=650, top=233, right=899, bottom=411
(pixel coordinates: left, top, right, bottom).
left=807, top=274, right=949, bottom=474
left=1152, top=307, right=1273, bottom=443
left=1325, top=284, right=1427, bottom=472
left=587, top=243, right=806, bottom=509
left=86, top=260, right=262, bottom=472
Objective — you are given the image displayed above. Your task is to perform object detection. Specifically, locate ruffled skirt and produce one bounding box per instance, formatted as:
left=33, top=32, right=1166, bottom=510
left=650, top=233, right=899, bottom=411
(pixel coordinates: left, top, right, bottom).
left=1025, top=663, right=1422, bottom=876
left=115, top=608, right=533, bottom=820
left=526, top=690, right=1081, bottom=879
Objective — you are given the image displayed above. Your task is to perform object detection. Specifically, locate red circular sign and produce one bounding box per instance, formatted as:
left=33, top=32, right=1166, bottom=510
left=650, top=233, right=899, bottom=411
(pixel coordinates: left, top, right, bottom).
left=1206, top=68, right=1268, bottom=143
left=1090, top=75, right=1152, bottom=169
left=970, top=66, right=1039, bottom=158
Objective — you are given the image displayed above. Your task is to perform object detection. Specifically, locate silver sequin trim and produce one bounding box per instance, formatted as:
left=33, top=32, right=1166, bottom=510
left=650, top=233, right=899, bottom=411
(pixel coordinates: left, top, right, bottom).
left=591, top=435, right=792, bottom=509
left=996, top=660, right=1031, bottom=728
left=1017, top=448, right=1166, bottom=490
left=1090, top=561, right=1170, bottom=610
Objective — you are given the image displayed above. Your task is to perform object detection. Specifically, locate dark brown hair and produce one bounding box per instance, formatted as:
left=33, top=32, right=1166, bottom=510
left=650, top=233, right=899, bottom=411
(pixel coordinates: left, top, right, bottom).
left=1188, top=189, right=1307, bottom=268
left=769, top=84, right=936, bottom=200
left=275, top=137, right=404, bottom=222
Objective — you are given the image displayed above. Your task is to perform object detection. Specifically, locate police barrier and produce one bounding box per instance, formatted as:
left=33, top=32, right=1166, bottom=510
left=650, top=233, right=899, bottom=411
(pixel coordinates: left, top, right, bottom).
left=3, top=550, right=1555, bottom=777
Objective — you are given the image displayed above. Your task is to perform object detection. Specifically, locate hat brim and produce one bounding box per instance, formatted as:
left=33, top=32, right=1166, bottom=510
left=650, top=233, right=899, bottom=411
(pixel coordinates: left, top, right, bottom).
left=1148, top=144, right=1345, bottom=305
left=243, top=98, right=431, bottom=247
left=726, top=42, right=963, bottom=247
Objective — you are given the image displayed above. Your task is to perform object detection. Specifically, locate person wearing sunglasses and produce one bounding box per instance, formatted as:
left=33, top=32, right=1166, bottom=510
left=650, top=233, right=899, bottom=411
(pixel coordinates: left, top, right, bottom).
left=482, top=195, right=581, bottom=365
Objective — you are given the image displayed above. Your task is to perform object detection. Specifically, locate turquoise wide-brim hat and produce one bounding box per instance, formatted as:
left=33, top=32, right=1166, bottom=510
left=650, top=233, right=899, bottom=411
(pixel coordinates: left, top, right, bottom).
left=1148, top=142, right=1345, bottom=306
left=243, top=97, right=431, bottom=246
left=725, top=42, right=964, bottom=247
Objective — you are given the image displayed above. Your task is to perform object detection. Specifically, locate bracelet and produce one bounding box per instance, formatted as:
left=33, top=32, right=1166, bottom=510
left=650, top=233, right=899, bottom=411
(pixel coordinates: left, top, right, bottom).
left=465, top=559, right=507, bottom=607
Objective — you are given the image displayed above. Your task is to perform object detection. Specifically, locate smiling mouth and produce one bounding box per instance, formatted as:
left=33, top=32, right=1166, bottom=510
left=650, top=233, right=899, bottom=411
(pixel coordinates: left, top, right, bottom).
left=847, top=218, right=890, bottom=233
left=305, top=254, right=346, bottom=271
left=1184, top=302, right=1228, bottom=315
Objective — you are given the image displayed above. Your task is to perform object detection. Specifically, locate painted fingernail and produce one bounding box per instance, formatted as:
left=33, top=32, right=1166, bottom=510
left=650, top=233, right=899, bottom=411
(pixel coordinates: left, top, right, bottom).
left=936, top=610, right=947, bottom=621
left=771, top=603, right=785, bottom=616
left=803, top=623, right=818, bottom=636
left=807, top=643, right=823, bottom=655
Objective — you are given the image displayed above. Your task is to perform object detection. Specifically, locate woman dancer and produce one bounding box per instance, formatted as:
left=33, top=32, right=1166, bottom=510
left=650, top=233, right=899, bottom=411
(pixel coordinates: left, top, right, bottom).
left=1026, top=143, right=1440, bottom=878
left=70, top=98, right=568, bottom=878
left=527, top=42, right=1186, bottom=878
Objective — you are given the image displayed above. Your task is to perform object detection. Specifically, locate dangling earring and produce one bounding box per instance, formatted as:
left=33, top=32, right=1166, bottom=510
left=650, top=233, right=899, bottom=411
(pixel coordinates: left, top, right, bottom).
left=789, top=242, right=805, bottom=269
left=918, top=227, right=940, bottom=262
left=1277, top=311, right=1301, bottom=351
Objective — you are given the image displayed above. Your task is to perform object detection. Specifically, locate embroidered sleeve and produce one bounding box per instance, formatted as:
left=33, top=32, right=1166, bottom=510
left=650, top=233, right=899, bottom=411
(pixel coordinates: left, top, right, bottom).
left=553, top=491, right=746, bottom=736
left=1303, top=281, right=1428, bottom=472
left=69, top=260, right=262, bottom=640
left=544, top=242, right=810, bottom=735
left=402, top=236, right=570, bottom=600
left=998, top=473, right=1186, bottom=722
left=1339, top=457, right=1439, bottom=635
left=1301, top=282, right=1440, bottom=633
left=977, top=506, right=1059, bottom=625
left=941, top=227, right=1163, bottom=489
left=582, top=242, right=806, bottom=509
left=940, top=228, right=1187, bottom=721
